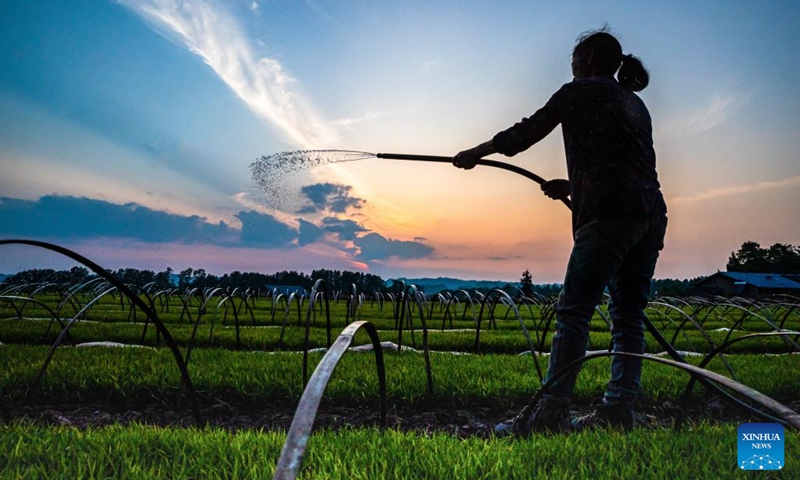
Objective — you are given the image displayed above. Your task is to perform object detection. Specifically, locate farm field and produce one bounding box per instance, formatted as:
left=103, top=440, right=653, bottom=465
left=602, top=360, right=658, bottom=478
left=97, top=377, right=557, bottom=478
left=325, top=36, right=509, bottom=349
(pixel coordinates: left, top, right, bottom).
left=1, top=278, right=799, bottom=479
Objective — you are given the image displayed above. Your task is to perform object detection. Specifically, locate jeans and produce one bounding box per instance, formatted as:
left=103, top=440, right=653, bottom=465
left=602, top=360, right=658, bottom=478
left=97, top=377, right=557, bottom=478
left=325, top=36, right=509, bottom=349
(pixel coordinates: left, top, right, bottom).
left=542, top=214, right=667, bottom=404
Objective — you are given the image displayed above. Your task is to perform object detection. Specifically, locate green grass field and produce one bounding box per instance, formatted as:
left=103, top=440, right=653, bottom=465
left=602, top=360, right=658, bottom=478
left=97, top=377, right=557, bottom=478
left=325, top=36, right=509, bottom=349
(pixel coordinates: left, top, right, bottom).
left=1, top=291, right=798, bottom=478
left=3, top=423, right=797, bottom=479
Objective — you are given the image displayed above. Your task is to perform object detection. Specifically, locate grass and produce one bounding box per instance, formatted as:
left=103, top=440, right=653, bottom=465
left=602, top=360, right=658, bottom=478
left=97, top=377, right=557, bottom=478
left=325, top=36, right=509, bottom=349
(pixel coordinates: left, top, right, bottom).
left=4, top=293, right=797, bottom=330
left=1, top=344, right=798, bottom=406
left=0, top=422, right=796, bottom=479
left=1, top=317, right=797, bottom=355
left=2, top=293, right=799, bottom=479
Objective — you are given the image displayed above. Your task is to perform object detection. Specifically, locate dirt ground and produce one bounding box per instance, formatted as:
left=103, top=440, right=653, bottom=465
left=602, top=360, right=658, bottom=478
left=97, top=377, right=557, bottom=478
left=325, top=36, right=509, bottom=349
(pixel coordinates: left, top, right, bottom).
left=9, top=394, right=795, bottom=438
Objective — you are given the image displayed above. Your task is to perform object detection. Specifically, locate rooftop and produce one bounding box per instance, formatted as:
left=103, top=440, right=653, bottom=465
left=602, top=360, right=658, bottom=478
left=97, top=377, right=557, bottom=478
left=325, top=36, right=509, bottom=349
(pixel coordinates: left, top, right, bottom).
left=717, top=271, right=800, bottom=289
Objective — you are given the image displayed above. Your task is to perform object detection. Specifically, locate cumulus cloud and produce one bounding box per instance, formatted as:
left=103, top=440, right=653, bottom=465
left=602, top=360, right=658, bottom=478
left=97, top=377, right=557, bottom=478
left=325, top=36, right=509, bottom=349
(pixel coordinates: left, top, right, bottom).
left=0, top=195, right=435, bottom=265
left=298, top=183, right=365, bottom=214
left=118, top=0, right=337, bottom=148
left=0, top=196, right=235, bottom=244
left=297, top=218, right=324, bottom=246
left=236, top=210, right=297, bottom=247
left=320, top=217, right=367, bottom=241
left=354, top=233, right=434, bottom=261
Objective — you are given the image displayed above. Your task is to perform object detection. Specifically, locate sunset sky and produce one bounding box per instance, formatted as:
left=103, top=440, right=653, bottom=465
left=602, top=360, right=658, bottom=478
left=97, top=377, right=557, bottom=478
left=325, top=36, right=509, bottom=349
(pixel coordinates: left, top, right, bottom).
left=1, top=0, right=798, bottom=283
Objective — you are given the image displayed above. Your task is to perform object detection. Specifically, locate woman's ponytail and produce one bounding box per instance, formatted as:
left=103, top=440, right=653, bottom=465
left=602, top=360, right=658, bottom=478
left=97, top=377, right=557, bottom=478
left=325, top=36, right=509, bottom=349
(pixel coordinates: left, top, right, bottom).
left=618, top=53, right=649, bottom=92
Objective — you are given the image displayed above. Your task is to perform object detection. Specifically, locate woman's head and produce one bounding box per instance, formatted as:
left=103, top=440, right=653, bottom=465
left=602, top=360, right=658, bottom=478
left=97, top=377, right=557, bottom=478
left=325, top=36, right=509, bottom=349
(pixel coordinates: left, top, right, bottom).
left=572, top=29, right=649, bottom=92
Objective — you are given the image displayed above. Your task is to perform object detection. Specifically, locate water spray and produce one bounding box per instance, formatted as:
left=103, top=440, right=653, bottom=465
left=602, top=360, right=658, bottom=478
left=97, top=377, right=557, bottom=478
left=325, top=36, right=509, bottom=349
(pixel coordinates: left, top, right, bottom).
left=250, top=149, right=572, bottom=208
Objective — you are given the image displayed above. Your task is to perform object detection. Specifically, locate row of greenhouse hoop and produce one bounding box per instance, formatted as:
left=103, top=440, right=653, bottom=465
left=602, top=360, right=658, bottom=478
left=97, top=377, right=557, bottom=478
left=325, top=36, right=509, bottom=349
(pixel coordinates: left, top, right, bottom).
left=2, top=239, right=799, bottom=480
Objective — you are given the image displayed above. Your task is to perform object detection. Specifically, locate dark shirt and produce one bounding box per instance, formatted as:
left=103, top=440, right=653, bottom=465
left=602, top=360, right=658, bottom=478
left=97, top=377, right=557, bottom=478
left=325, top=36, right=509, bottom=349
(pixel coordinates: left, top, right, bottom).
left=492, top=76, right=667, bottom=232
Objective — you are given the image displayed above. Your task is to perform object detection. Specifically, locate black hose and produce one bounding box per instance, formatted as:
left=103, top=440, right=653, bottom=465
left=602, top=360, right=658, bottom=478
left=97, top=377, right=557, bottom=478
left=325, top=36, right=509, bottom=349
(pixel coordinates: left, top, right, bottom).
left=376, top=152, right=571, bottom=209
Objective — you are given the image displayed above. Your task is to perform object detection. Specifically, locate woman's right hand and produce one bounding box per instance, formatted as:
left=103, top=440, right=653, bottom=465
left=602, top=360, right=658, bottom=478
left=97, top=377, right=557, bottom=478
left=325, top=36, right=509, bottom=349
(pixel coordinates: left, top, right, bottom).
left=452, top=147, right=482, bottom=170
left=541, top=179, right=570, bottom=200
left=452, top=140, right=496, bottom=170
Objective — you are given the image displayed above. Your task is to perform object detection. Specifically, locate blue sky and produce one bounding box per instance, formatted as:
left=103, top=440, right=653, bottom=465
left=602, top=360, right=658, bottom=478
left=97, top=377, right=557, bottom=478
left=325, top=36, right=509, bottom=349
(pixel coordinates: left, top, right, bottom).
left=1, top=0, right=798, bottom=282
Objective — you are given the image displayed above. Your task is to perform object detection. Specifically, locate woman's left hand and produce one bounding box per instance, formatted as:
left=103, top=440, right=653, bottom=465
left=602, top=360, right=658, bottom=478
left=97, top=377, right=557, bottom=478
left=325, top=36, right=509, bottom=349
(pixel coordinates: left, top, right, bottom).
left=541, top=179, right=571, bottom=200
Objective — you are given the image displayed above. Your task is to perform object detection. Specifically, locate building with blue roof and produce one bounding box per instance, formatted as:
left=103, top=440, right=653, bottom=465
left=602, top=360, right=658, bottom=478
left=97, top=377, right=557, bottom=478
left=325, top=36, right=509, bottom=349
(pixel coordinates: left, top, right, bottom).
left=262, top=284, right=308, bottom=297
left=692, top=271, right=800, bottom=297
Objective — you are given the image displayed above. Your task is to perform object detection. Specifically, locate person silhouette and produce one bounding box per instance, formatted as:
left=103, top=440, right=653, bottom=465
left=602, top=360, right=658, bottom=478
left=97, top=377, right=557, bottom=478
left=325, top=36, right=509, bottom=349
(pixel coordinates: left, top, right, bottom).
left=454, top=28, right=668, bottom=434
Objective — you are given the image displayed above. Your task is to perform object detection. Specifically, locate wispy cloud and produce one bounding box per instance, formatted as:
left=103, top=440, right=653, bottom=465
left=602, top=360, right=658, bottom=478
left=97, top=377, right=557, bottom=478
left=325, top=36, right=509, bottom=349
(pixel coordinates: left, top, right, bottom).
left=303, top=0, right=342, bottom=27
left=686, top=95, right=742, bottom=132
left=333, top=110, right=390, bottom=127
left=418, top=60, right=439, bottom=74
left=661, top=91, right=753, bottom=137
left=118, top=0, right=337, bottom=149
left=669, top=175, right=800, bottom=205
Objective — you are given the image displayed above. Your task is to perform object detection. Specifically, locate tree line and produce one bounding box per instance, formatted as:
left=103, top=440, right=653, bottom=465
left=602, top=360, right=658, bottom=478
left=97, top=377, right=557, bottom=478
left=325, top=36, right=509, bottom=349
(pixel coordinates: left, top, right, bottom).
left=3, top=240, right=796, bottom=297
left=727, top=241, right=800, bottom=274
left=519, top=267, right=707, bottom=298
left=1, top=266, right=387, bottom=294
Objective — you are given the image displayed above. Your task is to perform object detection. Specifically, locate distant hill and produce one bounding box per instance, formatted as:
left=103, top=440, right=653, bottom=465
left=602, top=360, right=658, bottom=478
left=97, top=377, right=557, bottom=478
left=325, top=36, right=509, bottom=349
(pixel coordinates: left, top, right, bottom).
left=0, top=273, right=10, bottom=283
left=387, top=277, right=519, bottom=294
